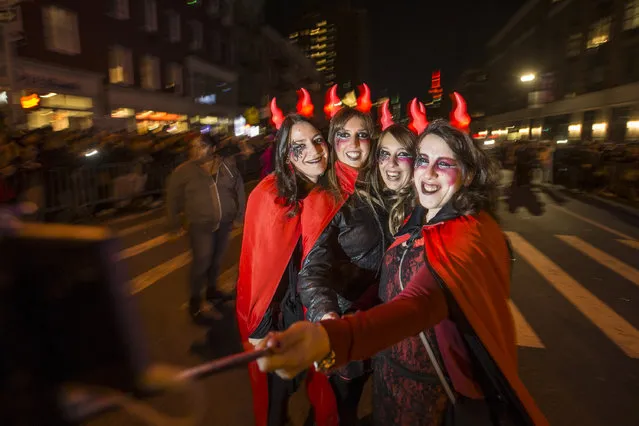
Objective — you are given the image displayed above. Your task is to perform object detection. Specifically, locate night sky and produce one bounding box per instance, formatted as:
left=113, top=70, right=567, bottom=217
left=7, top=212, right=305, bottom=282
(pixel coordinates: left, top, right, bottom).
left=265, top=0, right=526, bottom=104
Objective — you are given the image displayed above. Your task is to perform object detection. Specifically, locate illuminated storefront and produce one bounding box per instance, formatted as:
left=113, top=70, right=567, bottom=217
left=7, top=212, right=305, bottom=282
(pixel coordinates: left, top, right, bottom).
left=15, top=59, right=103, bottom=131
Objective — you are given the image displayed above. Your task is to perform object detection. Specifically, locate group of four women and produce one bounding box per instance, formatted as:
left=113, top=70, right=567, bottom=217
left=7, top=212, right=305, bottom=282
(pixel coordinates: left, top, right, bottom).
left=236, top=90, right=548, bottom=426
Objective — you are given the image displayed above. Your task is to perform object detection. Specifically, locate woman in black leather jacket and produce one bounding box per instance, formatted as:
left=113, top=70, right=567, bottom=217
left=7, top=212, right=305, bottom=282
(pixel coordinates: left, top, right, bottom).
left=298, top=107, right=391, bottom=425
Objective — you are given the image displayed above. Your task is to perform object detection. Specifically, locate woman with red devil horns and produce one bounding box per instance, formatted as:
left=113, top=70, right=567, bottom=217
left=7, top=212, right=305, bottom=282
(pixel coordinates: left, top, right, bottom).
left=237, top=90, right=352, bottom=426
left=295, top=83, right=394, bottom=425
left=255, top=118, right=549, bottom=426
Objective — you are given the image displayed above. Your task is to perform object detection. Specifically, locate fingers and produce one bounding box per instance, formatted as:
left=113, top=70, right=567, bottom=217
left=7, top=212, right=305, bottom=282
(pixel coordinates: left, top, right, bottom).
left=264, top=322, right=309, bottom=352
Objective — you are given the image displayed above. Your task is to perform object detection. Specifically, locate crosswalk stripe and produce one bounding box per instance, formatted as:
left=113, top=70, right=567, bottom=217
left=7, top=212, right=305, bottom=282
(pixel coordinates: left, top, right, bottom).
left=549, top=204, right=635, bottom=241
left=509, top=301, right=545, bottom=348
left=557, top=235, right=639, bottom=289
left=130, top=252, right=191, bottom=295
left=118, top=217, right=165, bottom=237
left=506, top=231, right=639, bottom=358
left=618, top=239, right=639, bottom=250
left=106, top=209, right=160, bottom=226
left=119, top=233, right=172, bottom=260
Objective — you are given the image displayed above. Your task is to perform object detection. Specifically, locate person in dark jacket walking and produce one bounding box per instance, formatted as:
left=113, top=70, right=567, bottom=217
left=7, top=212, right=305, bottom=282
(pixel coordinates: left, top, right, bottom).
left=167, top=133, right=245, bottom=322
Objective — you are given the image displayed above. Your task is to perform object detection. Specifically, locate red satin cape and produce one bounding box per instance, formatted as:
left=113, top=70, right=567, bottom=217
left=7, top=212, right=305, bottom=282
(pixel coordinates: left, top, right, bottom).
left=236, top=162, right=358, bottom=426
left=421, top=212, right=548, bottom=426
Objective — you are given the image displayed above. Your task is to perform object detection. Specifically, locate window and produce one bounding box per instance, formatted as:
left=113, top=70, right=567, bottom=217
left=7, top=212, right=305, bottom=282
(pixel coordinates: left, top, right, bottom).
left=587, top=17, right=611, bottom=49
left=140, top=56, right=160, bottom=90
left=168, top=11, right=181, bottom=42
left=567, top=33, right=582, bottom=57
left=166, top=63, right=183, bottom=95
left=144, top=0, right=158, bottom=32
left=42, top=6, right=81, bottom=55
left=190, top=21, right=203, bottom=50
left=112, top=0, right=129, bottom=20
left=109, top=46, right=133, bottom=85
left=624, top=0, right=639, bottom=30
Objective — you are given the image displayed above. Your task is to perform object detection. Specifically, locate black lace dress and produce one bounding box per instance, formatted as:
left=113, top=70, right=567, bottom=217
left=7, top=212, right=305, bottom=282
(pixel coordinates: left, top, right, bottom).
left=372, top=237, right=449, bottom=426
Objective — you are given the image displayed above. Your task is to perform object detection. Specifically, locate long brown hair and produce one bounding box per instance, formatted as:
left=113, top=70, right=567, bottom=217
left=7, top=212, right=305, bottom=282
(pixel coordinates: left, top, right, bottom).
left=418, top=119, right=500, bottom=217
left=372, top=124, right=417, bottom=234
left=274, top=114, right=327, bottom=216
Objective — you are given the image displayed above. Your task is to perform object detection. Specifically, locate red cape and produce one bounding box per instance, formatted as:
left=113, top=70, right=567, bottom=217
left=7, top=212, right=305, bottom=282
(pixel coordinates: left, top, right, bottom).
left=420, top=212, right=548, bottom=425
left=236, top=162, right=358, bottom=426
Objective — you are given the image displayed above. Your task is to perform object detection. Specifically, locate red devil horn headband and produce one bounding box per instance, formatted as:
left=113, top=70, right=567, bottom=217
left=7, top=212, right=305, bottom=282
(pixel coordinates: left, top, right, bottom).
left=450, top=92, right=471, bottom=132
left=355, top=83, right=372, bottom=113
left=324, top=84, right=342, bottom=120
left=270, top=97, right=285, bottom=130
left=407, top=98, right=428, bottom=135
left=296, top=88, right=314, bottom=118
left=379, top=99, right=394, bottom=131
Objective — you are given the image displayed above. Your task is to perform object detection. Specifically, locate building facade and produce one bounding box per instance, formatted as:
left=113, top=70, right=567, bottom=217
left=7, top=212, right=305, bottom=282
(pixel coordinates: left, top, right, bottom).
left=288, top=6, right=370, bottom=95
left=2, top=0, right=243, bottom=133
left=460, top=0, right=639, bottom=142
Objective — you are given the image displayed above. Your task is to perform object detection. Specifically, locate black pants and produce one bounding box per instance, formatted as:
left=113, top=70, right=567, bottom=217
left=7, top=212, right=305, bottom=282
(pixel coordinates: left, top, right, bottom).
left=329, top=373, right=369, bottom=426
left=188, top=220, right=233, bottom=308
left=267, top=372, right=314, bottom=426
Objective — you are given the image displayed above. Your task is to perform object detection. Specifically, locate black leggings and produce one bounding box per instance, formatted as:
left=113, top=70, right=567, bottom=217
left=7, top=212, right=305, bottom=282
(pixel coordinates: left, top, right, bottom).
left=329, top=374, right=369, bottom=426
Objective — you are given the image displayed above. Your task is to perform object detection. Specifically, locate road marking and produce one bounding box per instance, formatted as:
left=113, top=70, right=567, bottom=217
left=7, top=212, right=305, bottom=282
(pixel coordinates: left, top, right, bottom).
left=509, top=300, right=544, bottom=348
left=557, top=235, right=639, bottom=289
left=506, top=231, right=639, bottom=358
left=106, top=209, right=161, bottom=226
left=119, top=233, right=173, bottom=260
left=118, top=226, right=243, bottom=261
left=618, top=239, right=639, bottom=250
left=549, top=204, right=635, bottom=241
left=118, top=217, right=165, bottom=237
left=131, top=252, right=191, bottom=294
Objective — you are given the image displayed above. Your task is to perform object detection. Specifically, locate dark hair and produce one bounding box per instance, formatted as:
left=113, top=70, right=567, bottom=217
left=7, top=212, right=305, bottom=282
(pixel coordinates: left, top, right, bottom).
left=418, top=119, right=500, bottom=217
left=274, top=114, right=326, bottom=217
left=326, top=107, right=377, bottom=199
left=199, top=133, right=221, bottom=148
left=373, top=124, right=417, bottom=234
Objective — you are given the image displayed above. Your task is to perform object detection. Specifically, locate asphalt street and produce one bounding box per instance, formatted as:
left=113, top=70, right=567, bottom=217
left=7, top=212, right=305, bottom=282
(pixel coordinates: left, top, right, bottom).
left=87, top=177, right=639, bottom=426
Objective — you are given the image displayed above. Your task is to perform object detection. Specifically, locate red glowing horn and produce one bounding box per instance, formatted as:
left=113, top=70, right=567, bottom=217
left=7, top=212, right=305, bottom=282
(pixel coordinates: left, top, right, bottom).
left=296, top=88, right=314, bottom=118
left=379, top=99, right=394, bottom=131
left=324, top=84, right=342, bottom=120
left=355, top=83, right=372, bottom=113
left=450, top=92, right=471, bottom=132
left=270, top=97, right=285, bottom=130
left=407, top=98, right=428, bottom=135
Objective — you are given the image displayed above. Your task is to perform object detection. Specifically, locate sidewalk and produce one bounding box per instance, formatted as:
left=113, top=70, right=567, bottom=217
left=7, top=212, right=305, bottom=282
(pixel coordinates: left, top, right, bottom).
left=540, top=182, right=639, bottom=219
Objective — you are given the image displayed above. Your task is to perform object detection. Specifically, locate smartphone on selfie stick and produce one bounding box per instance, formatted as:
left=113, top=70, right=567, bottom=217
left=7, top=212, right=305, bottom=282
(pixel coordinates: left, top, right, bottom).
left=0, top=209, right=265, bottom=425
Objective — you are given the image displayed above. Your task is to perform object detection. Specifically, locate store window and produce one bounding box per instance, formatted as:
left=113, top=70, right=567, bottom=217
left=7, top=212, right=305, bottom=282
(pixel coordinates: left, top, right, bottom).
left=624, top=0, right=639, bottom=30
left=109, top=46, right=134, bottom=85
left=140, top=56, right=160, bottom=90
left=42, top=6, right=81, bottom=55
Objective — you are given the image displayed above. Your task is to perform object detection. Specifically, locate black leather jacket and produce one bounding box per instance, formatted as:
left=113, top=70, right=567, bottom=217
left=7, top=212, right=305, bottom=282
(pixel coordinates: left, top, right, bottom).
left=298, top=194, right=391, bottom=323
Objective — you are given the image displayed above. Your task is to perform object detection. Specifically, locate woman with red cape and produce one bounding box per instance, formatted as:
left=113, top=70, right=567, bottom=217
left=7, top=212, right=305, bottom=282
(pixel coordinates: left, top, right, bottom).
left=236, top=90, right=357, bottom=426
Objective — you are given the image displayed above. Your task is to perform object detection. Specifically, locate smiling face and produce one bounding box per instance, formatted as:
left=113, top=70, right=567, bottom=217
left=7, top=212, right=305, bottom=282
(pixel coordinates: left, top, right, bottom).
left=378, top=133, right=413, bottom=191
left=334, top=116, right=371, bottom=169
left=413, top=134, right=463, bottom=221
left=288, top=121, right=328, bottom=183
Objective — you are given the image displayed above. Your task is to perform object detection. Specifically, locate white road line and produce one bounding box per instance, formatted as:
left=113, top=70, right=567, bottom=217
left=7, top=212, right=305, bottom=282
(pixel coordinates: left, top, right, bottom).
left=557, top=235, right=639, bottom=289
left=105, top=209, right=161, bottom=226
left=618, top=239, right=639, bottom=250
left=506, top=231, right=639, bottom=358
left=509, top=301, right=545, bottom=348
left=130, top=252, right=191, bottom=295
left=119, top=233, right=172, bottom=260
left=549, top=204, right=636, bottom=241
left=117, top=217, right=166, bottom=237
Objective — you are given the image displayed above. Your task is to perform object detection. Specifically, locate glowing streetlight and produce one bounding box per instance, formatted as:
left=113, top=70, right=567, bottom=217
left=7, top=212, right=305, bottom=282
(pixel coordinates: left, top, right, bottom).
left=520, top=73, right=536, bottom=82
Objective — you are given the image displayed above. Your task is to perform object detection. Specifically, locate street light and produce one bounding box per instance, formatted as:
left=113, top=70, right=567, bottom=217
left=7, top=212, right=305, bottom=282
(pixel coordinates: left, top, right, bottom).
left=520, top=73, right=536, bottom=82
